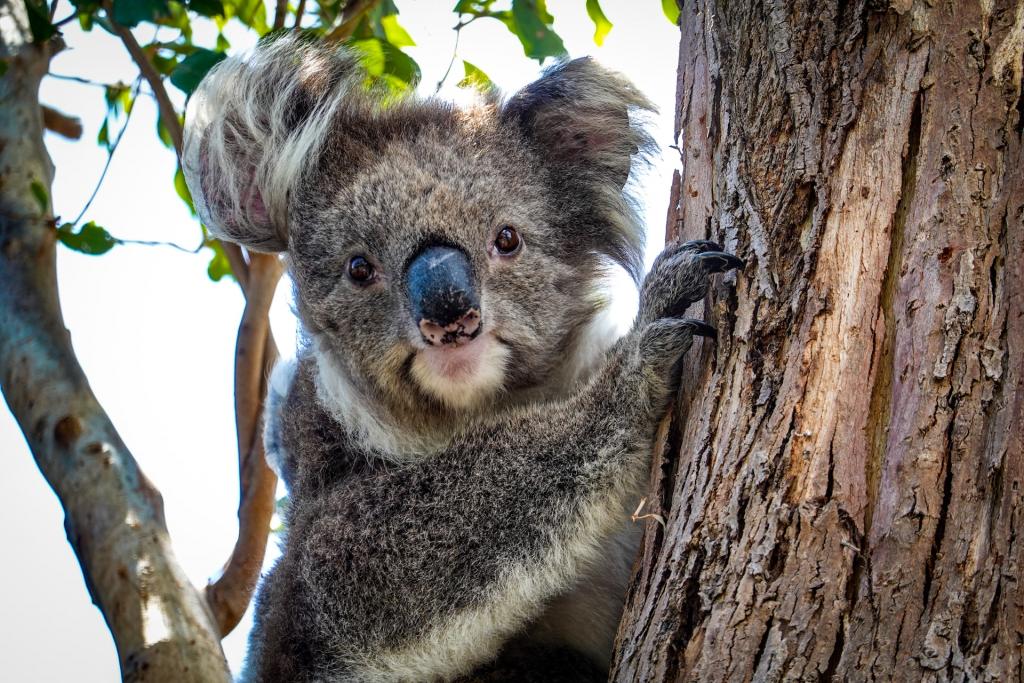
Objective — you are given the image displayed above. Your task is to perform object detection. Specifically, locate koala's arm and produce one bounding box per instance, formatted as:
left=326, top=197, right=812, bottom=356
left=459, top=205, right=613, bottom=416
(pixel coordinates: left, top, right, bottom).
left=245, top=242, right=741, bottom=683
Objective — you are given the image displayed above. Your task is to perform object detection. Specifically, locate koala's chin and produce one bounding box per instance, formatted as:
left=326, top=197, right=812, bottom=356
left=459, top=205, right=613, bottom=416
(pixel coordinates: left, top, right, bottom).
left=410, top=332, right=511, bottom=411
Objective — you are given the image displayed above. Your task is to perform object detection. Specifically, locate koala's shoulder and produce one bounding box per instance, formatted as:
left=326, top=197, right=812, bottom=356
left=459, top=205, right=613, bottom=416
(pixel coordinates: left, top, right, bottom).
left=274, top=354, right=367, bottom=493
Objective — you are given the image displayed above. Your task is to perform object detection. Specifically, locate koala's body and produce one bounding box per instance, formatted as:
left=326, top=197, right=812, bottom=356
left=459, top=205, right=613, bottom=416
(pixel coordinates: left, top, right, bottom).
left=183, top=35, right=741, bottom=683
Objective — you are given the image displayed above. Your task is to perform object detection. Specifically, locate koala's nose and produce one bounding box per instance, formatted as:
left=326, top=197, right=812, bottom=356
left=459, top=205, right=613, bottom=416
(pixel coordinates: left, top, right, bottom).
left=405, top=245, right=482, bottom=347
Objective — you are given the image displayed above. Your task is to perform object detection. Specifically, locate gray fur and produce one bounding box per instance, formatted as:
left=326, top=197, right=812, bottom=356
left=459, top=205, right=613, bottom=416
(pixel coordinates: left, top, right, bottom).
left=182, top=34, right=739, bottom=682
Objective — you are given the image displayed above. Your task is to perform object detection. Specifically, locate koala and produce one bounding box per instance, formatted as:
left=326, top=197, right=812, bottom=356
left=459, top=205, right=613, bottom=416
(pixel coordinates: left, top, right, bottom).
left=183, top=34, right=742, bottom=683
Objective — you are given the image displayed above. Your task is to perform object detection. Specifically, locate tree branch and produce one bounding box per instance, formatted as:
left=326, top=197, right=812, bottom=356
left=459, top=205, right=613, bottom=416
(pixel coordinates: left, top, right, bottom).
left=0, top=3, right=229, bottom=679
left=41, top=104, right=82, bottom=139
left=103, top=1, right=182, bottom=158
left=206, top=253, right=281, bottom=636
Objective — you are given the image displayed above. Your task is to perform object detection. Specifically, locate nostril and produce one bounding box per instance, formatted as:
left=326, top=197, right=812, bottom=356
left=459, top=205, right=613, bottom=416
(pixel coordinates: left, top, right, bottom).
left=419, top=309, right=482, bottom=346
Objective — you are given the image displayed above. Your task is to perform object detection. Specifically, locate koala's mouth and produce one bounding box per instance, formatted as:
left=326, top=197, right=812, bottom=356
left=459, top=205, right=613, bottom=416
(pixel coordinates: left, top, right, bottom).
left=409, top=332, right=510, bottom=409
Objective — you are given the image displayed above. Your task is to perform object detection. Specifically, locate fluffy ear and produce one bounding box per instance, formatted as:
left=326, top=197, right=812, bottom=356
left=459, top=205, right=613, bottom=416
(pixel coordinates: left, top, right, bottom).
left=182, top=35, right=366, bottom=252
left=501, top=58, right=655, bottom=282
left=501, top=58, right=655, bottom=188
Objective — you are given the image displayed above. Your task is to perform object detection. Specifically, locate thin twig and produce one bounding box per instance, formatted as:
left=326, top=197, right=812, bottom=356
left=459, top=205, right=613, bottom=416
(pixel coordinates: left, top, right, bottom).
left=631, top=497, right=666, bottom=528
left=272, top=0, right=288, bottom=30
left=104, top=0, right=183, bottom=156
left=435, top=19, right=471, bottom=93
left=53, top=12, right=78, bottom=27
left=70, top=77, right=141, bottom=227
left=293, top=0, right=307, bottom=28
left=47, top=72, right=120, bottom=87
left=325, top=0, right=378, bottom=42
left=118, top=236, right=205, bottom=253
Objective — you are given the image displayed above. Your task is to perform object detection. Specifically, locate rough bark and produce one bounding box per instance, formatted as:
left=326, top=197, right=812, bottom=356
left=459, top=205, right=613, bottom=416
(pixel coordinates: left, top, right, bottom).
left=612, top=1, right=1024, bottom=681
left=0, top=3, right=230, bottom=681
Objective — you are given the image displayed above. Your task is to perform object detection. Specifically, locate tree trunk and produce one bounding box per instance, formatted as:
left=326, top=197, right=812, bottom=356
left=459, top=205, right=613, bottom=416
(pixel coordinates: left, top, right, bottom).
left=0, top=3, right=230, bottom=680
left=612, top=1, right=1023, bottom=681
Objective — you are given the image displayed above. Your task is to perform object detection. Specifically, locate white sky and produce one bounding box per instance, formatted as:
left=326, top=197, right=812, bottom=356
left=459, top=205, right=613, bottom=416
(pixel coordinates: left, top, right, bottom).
left=0, top=2, right=680, bottom=679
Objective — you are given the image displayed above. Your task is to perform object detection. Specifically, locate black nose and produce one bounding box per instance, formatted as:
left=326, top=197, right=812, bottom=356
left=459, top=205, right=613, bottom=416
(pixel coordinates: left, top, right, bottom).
left=405, top=245, right=482, bottom=346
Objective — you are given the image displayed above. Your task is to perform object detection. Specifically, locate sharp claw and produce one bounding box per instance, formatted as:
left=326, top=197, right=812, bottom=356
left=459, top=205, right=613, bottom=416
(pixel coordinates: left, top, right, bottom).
left=696, top=251, right=746, bottom=273
left=682, top=319, right=717, bottom=340
left=680, top=239, right=722, bottom=253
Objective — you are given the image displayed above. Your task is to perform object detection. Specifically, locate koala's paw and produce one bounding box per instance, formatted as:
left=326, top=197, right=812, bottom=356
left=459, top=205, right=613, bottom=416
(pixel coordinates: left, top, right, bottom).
left=638, top=240, right=744, bottom=324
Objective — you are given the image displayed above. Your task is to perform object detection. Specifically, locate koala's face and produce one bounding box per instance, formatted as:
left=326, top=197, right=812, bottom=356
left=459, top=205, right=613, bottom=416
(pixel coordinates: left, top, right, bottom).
left=289, top=114, right=603, bottom=412
left=183, top=36, right=652, bottom=430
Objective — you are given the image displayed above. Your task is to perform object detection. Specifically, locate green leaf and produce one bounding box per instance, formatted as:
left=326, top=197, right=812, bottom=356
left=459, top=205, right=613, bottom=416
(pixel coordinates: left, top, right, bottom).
left=509, top=0, right=565, bottom=61
left=457, top=60, right=493, bottom=92
left=169, top=48, right=226, bottom=95
left=29, top=180, right=49, bottom=214
left=453, top=0, right=493, bottom=13
left=379, top=40, right=420, bottom=86
left=215, top=32, right=231, bottom=51
left=380, top=14, right=414, bottom=47
left=349, top=38, right=420, bottom=91
left=350, top=38, right=385, bottom=77
left=24, top=0, right=57, bottom=43
left=223, top=0, right=269, bottom=35
left=188, top=0, right=225, bottom=17
left=151, top=52, right=180, bottom=75
left=661, top=0, right=680, bottom=25
left=111, top=0, right=171, bottom=27
left=56, top=222, right=118, bottom=255
left=70, top=0, right=101, bottom=30
left=174, top=165, right=195, bottom=214
left=156, top=113, right=174, bottom=148
left=585, top=0, right=612, bottom=46
left=97, top=119, right=110, bottom=148
left=0, top=61, right=8, bottom=77
left=205, top=238, right=234, bottom=281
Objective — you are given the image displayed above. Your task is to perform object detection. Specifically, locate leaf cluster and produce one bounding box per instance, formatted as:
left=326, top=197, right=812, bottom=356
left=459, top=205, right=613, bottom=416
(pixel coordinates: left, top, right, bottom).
left=34, top=0, right=668, bottom=281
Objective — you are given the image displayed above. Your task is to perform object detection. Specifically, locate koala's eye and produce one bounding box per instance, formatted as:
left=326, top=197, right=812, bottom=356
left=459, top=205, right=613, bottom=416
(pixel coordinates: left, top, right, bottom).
left=493, top=226, right=523, bottom=256
left=347, top=256, right=375, bottom=284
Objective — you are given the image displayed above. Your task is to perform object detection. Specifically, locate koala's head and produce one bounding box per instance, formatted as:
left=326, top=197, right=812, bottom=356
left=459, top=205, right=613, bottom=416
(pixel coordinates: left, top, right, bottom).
left=184, top=35, right=654, bottom=451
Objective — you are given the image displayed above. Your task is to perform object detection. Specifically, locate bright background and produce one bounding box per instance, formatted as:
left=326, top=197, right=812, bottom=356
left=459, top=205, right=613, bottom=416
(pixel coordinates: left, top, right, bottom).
left=0, top=2, right=680, bottom=680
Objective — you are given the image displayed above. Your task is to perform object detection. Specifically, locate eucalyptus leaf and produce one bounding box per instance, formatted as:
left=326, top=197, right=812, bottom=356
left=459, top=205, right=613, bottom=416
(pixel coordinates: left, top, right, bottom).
left=380, top=15, right=415, bottom=48
left=169, top=48, right=227, bottom=95
left=457, top=60, right=493, bottom=92
left=112, top=0, right=171, bottom=27
left=661, top=0, right=680, bottom=25
left=56, top=222, right=118, bottom=255
left=585, top=0, right=612, bottom=46
left=174, top=166, right=195, bottom=215
left=509, top=0, right=565, bottom=61
left=188, top=0, right=225, bottom=18
left=205, top=238, right=234, bottom=281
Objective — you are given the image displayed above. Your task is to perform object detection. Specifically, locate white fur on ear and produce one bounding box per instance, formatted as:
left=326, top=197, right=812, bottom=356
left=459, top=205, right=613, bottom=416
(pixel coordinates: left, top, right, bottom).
left=182, top=35, right=366, bottom=252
